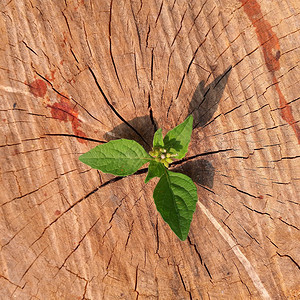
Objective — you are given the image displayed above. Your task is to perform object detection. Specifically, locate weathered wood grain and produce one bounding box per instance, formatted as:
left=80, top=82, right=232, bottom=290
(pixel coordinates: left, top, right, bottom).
left=0, top=0, right=299, bottom=299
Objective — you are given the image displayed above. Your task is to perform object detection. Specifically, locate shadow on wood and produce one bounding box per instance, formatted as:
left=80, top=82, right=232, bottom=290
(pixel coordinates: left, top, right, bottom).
left=104, top=115, right=156, bottom=151
left=189, top=66, right=232, bottom=129
left=172, top=159, right=215, bottom=189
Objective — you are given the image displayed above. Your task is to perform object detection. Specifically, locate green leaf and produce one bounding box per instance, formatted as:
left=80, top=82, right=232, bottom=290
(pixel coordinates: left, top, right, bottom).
left=79, top=139, right=152, bottom=176
left=145, top=161, right=165, bottom=183
left=153, top=170, right=198, bottom=240
left=163, top=115, right=193, bottom=159
left=153, top=128, right=164, bottom=148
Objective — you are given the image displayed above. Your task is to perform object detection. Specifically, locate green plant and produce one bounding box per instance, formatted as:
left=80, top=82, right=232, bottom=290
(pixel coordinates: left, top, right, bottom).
left=79, top=115, right=197, bottom=240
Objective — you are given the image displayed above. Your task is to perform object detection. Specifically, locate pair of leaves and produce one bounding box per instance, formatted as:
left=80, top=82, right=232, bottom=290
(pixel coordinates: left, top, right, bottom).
left=79, top=115, right=197, bottom=240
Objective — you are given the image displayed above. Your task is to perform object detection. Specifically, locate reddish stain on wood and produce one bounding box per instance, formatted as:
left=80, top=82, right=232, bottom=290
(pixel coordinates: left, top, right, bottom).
left=258, top=195, right=264, bottom=199
left=46, top=70, right=56, bottom=82
left=240, top=0, right=300, bottom=143
left=74, top=0, right=84, bottom=10
left=55, top=210, right=61, bottom=215
left=240, top=0, right=280, bottom=73
left=61, top=32, right=68, bottom=48
left=273, top=76, right=300, bottom=142
left=29, top=79, right=47, bottom=98
left=12, top=149, right=20, bottom=156
left=49, top=96, right=87, bottom=144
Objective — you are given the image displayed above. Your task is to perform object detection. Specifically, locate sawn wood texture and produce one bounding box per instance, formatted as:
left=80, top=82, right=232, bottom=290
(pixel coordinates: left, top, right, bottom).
left=0, top=0, right=299, bottom=299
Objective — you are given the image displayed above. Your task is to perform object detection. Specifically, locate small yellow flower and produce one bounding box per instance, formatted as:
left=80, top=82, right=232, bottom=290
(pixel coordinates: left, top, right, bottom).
left=149, top=147, right=178, bottom=168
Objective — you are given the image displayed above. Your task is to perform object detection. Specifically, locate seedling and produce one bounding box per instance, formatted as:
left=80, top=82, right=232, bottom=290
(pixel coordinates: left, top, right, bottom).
left=79, top=115, right=197, bottom=240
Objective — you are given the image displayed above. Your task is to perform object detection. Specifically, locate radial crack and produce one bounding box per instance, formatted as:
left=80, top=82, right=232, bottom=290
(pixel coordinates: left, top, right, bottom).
left=109, top=0, right=124, bottom=92
left=88, top=67, right=149, bottom=147
left=59, top=218, right=100, bottom=270
left=148, top=93, right=157, bottom=131
left=22, top=41, right=38, bottom=56
left=176, top=265, right=193, bottom=299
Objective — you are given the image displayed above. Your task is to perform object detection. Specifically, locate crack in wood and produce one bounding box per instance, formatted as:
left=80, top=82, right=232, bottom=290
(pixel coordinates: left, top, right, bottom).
left=134, top=265, right=139, bottom=300
left=44, top=133, right=106, bottom=144
left=63, top=267, right=93, bottom=300
left=150, top=48, right=154, bottom=83
left=61, top=10, right=73, bottom=39
left=239, top=224, right=261, bottom=245
left=176, top=265, right=193, bottom=299
left=271, top=155, right=300, bottom=163
left=276, top=252, right=300, bottom=270
left=242, top=204, right=273, bottom=219
left=1, top=176, right=58, bottom=207
left=130, top=3, right=142, bottom=51
left=225, top=184, right=258, bottom=198
left=82, top=21, right=93, bottom=58
left=20, top=246, right=48, bottom=281
left=125, top=220, right=134, bottom=250
left=171, top=8, right=187, bottom=47
left=266, top=236, right=278, bottom=248
left=171, top=148, right=233, bottom=167
left=1, top=223, right=29, bottom=249
left=58, top=218, right=100, bottom=271
left=148, top=93, right=157, bottom=131
left=70, top=48, right=79, bottom=64
left=34, top=72, right=69, bottom=100
left=0, top=274, right=26, bottom=290
left=210, top=198, right=230, bottom=214
left=22, top=41, right=38, bottom=56
left=109, top=0, right=124, bottom=92
left=155, top=1, right=163, bottom=25
left=155, top=217, right=160, bottom=257
left=88, top=67, right=150, bottom=147
left=279, top=218, right=299, bottom=231
left=187, top=236, right=203, bottom=264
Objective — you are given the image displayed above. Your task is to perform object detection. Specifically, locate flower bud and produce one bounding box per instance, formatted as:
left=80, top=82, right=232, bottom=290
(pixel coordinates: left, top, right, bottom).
left=163, top=161, right=169, bottom=168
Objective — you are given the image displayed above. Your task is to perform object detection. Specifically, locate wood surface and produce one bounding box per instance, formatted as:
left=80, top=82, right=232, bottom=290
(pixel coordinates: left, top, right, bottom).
left=0, top=0, right=299, bottom=299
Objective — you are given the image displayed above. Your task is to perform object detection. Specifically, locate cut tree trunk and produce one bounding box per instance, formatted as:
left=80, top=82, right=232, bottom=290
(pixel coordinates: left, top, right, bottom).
left=0, top=0, right=299, bottom=299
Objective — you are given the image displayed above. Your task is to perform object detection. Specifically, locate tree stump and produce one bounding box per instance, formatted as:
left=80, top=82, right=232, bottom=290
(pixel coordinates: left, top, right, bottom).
left=0, top=0, right=299, bottom=299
